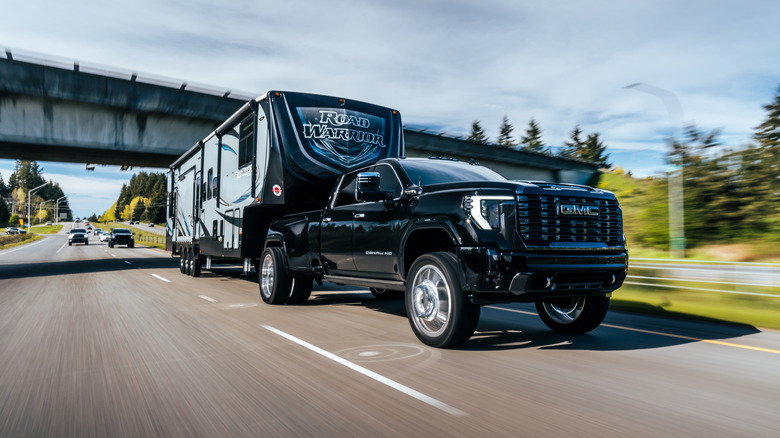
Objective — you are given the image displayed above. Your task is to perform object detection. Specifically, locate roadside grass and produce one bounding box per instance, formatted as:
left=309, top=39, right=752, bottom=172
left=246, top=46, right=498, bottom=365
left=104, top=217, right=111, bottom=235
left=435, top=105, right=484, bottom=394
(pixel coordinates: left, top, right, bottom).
left=611, top=283, right=780, bottom=331
left=0, top=233, right=44, bottom=250
left=31, top=225, right=64, bottom=235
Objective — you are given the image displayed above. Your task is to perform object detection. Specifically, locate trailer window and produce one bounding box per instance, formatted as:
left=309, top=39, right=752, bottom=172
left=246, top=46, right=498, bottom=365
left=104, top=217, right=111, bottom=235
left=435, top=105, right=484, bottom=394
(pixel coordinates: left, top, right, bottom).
left=207, top=169, right=214, bottom=200
left=239, top=115, right=254, bottom=167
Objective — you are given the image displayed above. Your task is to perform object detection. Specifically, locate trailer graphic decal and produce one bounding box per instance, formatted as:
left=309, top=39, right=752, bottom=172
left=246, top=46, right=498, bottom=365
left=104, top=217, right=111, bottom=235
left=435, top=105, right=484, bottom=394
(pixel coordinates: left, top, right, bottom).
left=298, top=107, right=386, bottom=166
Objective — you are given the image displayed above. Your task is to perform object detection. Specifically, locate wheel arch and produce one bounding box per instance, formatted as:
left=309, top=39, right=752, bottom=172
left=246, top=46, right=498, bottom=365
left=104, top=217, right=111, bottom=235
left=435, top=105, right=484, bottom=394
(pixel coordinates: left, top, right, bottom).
left=401, top=223, right=459, bottom=280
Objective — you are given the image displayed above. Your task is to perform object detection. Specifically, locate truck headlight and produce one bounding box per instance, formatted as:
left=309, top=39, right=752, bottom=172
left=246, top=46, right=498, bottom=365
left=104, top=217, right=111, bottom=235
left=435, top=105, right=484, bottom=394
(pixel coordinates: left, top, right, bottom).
left=464, top=196, right=513, bottom=230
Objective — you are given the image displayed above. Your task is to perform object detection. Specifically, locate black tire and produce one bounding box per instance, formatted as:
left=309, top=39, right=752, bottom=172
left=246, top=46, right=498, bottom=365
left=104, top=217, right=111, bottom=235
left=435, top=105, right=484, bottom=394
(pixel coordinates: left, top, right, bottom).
left=192, top=253, right=203, bottom=278
left=85, top=240, right=88, bottom=245
left=179, top=248, right=187, bottom=274
left=405, top=252, right=480, bottom=348
left=108, top=241, right=113, bottom=248
left=370, top=288, right=404, bottom=300
left=287, top=277, right=313, bottom=304
left=535, top=295, right=610, bottom=334
left=68, top=242, right=72, bottom=246
left=185, top=248, right=194, bottom=276
left=259, top=247, right=292, bottom=305
left=128, top=243, right=134, bottom=248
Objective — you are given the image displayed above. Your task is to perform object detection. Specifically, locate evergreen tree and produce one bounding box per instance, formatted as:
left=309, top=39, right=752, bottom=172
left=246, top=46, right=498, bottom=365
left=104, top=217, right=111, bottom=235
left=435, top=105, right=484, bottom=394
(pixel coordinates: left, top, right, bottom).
left=519, top=118, right=548, bottom=153
left=0, top=173, right=10, bottom=198
left=0, top=196, right=10, bottom=226
left=495, top=116, right=517, bottom=148
left=560, top=125, right=585, bottom=159
left=581, top=133, right=612, bottom=168
left=754, top=85, right=780, bottom=150
left=9, top=160, right=46, bottom=193
left=467, top=120, right=489, bottom=144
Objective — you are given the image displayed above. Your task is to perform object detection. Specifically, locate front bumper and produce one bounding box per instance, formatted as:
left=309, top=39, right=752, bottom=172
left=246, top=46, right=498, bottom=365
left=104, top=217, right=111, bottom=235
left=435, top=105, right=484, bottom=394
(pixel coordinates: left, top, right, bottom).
left=69, top=235, right=88, bottom=244
left=460, top=247, right=628, bottom=304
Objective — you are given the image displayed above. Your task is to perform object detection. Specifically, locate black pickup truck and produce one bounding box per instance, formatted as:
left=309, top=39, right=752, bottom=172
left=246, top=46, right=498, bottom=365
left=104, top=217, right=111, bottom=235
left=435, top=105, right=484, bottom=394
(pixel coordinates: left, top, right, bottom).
left=262, top=157, right=628, bottom=347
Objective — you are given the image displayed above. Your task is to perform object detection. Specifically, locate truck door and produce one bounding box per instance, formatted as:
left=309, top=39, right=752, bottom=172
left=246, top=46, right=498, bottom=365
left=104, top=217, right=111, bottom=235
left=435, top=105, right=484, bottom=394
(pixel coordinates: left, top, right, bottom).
left=319, top=172, right=358, bottom=273
left=352, top=164, right=405, bottom=278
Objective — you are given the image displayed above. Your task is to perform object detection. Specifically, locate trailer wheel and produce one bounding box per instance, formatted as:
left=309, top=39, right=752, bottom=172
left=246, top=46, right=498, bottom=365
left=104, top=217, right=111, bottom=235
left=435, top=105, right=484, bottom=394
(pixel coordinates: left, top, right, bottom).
left=179, top=249, right=187, bottom=274
left=192, top=253, right=203, bottom=277
left=535, top=296, right=610, bottom=334
left=185, top=248, right=194, bottom=276
left=287, top=277, right=313, bottom=304
left=405, top=252, right=480, bottom=348
left=370, top=288, right=404, bottom=300
left=259, top=247, right=291, bottom=305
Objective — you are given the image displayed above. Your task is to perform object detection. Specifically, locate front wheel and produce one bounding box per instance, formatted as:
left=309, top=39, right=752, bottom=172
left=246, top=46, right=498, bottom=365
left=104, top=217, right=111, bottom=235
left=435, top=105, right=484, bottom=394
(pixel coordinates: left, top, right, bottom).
left=535, top=295, right=610, bottom=334
left=405, top=252, right=480, bottom=348
left=259, top=247, right=292, bottom=305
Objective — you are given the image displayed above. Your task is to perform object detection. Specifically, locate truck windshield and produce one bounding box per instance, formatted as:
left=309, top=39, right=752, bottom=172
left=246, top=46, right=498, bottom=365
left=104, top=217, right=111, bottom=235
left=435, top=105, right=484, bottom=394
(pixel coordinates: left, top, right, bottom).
left=399, top=160, right=507, bottom=186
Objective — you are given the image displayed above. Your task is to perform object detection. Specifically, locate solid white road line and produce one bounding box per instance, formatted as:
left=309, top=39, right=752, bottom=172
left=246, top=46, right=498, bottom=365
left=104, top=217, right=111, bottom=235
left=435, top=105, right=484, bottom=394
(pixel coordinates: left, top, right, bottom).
left=198, top=295, right=217, bottom=303
left=262, top=324, right=467, bottom=417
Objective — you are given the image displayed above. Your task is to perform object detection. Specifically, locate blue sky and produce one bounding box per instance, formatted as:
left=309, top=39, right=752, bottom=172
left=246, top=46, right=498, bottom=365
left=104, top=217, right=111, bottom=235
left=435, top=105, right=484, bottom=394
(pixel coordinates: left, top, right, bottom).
left=2, top=0, right=779, bottom=218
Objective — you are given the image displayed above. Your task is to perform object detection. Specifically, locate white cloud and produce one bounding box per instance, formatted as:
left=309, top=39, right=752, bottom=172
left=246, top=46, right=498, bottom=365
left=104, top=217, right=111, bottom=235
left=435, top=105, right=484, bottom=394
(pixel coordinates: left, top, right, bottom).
left=1, top=0, right=779, bottom=190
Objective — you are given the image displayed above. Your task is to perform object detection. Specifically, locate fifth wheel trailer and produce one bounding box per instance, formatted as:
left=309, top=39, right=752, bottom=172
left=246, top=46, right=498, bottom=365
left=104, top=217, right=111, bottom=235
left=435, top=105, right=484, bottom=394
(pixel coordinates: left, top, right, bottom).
left=166, top=90, right=404, bottom=276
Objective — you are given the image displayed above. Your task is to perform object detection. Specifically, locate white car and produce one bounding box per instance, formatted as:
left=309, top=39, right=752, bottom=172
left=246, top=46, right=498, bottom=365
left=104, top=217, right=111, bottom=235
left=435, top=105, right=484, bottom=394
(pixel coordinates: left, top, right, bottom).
left=99, top=231, right=110, bottom=242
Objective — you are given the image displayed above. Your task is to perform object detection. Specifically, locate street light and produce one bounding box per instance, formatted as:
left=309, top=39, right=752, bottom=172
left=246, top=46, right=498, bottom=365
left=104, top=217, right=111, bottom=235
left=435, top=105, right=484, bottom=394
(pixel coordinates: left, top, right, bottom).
left=27, top=182, right=49, bottom=233
left=55, top=196, right=67, bottom=225
left=625, top=82, right=686, bottom=258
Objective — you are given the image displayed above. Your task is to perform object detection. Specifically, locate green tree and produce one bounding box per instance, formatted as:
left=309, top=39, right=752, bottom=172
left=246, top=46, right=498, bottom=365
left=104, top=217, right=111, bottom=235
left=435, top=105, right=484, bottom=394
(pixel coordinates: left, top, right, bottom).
left=467, top=120, right=489, bottom=144
left=495, top=116, right=517, bottom=148
left=754, top=84, right=780, bottom=150
left=0, top=196, right=10, bottom=226
left=519, top=118, right=548, bottom=153
left=560, top=125, right=585, bottom=159
left=0, top=173, right=10, bottom=198
left=581, top=133, right=611, bottom=168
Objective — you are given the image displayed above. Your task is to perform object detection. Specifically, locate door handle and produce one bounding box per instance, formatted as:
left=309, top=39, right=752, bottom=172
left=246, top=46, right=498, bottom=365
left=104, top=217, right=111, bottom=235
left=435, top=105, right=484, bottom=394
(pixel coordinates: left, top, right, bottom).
left=354, top=213, right=365, bottom=219
left=322, top=217, right=331, bottom=223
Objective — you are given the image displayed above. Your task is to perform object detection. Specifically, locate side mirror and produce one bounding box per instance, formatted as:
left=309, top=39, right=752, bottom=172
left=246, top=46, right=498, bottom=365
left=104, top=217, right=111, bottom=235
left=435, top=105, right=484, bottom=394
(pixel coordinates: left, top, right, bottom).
left=356, top=172, right=392, bottom=202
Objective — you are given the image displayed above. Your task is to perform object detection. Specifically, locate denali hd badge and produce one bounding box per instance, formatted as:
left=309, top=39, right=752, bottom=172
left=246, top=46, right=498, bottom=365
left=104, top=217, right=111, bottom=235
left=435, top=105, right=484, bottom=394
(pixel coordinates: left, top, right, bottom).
left=558, top=203, right=600, bottom=217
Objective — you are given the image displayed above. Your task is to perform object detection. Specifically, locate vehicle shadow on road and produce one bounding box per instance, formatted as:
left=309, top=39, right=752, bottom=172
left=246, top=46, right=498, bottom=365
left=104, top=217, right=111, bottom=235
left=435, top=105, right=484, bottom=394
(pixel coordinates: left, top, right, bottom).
left=459, top=304, right=761, bottom=352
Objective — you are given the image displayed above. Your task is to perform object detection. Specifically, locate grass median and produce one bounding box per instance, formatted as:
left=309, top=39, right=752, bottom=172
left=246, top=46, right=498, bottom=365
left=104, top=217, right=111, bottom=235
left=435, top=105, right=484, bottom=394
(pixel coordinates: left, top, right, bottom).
left=611, top=281, right=780, bottom=331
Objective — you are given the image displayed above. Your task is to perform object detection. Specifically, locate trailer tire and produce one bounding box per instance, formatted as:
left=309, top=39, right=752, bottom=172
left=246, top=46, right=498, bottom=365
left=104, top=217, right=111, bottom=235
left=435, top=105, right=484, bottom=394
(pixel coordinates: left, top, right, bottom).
left=535, top=295, right=610, bottom=334
left=185, top=248, right=194, bottom=276
left=287, top=277, right=313, bottom=304
left=179, top=249, right=187, bottom=274
left=405, top=252, right=480, bottom=348
left=259, top=247, right=292, bottom=305
left=192, top=253, right=203, bottom=277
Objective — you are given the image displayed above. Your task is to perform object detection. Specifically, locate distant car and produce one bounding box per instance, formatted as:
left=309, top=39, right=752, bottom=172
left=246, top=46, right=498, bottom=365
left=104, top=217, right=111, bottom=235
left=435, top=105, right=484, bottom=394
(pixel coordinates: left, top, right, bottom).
left=148, top=223, right=155, bottom=227
left=94, top=228, right=101, bottom=235
left=45, top=221, right=52, bottom=226
left=109, top=228, right=134, bottom=248
left=4, top=227, right=26, bottom=235
left=99, top=231, right=110, bottom=242
left=68, top=228, right=89, bottom=246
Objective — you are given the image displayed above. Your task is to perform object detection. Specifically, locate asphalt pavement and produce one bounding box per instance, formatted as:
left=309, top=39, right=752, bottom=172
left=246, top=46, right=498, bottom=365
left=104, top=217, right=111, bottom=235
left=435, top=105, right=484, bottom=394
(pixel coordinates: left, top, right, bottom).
left=0, top=235, right=778, bottom=437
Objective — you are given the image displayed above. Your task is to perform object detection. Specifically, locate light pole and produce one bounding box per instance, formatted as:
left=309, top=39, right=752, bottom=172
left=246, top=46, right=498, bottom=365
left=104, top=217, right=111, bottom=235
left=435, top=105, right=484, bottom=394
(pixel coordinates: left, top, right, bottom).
left=625, top=83, right=685, bottom=258
left=55, top=196, right=67, bottom=225
left=27, top=182, right=50, bottom=233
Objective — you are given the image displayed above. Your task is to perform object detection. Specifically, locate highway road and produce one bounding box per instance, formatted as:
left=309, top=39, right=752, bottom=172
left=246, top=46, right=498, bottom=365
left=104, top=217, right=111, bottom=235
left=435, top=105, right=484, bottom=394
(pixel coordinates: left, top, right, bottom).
left=1, top=233, right=779, bottom=437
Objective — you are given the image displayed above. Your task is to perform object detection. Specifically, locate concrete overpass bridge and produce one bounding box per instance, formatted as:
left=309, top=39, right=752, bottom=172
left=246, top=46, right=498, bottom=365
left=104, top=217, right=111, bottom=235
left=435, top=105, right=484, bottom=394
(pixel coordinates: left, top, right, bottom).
left=0, top=50, right=598, bottom=184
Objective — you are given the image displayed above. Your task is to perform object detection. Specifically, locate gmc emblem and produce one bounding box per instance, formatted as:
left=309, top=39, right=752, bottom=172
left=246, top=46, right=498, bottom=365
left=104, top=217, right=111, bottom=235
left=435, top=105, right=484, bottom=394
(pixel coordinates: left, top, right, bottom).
left=558, top=204, right=600, bottom=217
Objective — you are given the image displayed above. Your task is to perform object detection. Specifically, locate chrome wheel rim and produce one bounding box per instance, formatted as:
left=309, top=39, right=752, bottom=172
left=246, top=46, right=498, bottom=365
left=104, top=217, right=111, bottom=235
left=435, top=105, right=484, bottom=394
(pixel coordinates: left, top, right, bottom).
left=542, top=297, right=586, bottom=324
left=260, top=254, right=274, bottom=299
left=410, top=264, right=451, bottom=337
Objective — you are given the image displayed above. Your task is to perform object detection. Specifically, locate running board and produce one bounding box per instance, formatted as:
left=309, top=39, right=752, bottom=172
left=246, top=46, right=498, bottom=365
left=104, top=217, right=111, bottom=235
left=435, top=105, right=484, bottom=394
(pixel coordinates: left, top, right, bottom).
left=323, top=275, right=405, bottom=291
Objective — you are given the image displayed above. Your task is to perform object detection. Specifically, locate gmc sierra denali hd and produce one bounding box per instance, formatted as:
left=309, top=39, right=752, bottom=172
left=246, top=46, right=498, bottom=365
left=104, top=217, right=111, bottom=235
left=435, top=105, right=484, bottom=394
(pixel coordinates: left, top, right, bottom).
left=263, top=156, right=627, bottom=347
